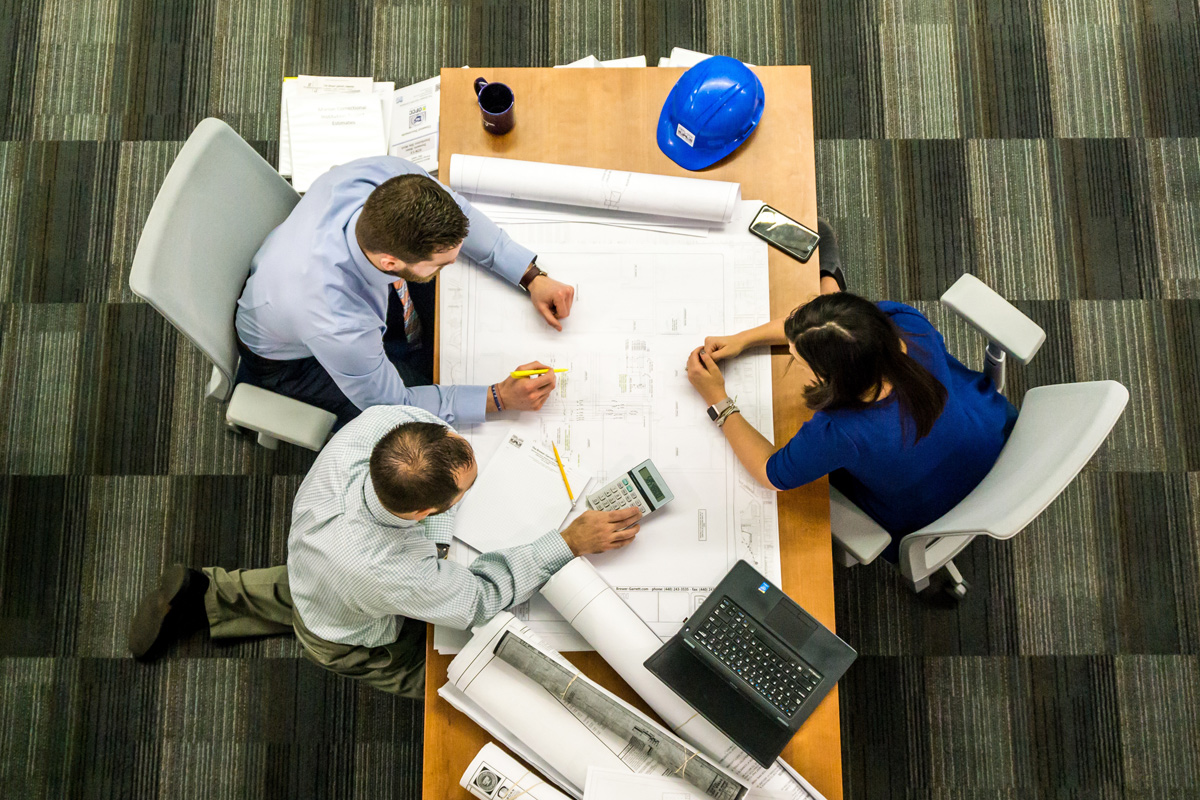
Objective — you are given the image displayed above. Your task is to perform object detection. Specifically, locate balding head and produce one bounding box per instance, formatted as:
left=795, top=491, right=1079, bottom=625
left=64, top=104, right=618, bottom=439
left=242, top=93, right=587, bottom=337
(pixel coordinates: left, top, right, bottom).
left=369, top=421, right=476, bottom=515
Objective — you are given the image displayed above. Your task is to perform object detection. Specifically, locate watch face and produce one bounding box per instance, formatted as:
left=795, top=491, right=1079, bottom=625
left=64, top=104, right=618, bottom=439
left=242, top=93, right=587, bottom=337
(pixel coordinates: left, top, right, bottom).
left=707, top=405, right=720, bottom=421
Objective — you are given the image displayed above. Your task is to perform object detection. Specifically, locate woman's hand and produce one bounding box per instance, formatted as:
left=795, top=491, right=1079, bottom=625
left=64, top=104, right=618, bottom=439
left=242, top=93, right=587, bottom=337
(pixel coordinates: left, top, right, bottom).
left=687, top=347, right=728, bottom=406
left=702, top=333, right=746, bottom=362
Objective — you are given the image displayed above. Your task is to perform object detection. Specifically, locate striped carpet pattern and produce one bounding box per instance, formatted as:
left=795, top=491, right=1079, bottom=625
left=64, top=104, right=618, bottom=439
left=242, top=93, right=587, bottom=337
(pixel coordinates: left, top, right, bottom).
left=1, top=1, right=1199, bottom=798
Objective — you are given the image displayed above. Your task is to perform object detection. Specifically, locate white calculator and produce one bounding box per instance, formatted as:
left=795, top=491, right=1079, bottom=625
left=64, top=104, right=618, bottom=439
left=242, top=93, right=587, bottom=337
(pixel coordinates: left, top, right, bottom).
left=586, top=459, right=674, bottom=516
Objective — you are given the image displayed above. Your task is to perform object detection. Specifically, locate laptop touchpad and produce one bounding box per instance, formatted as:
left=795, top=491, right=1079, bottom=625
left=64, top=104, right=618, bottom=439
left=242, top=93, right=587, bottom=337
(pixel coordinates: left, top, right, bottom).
left=764, top=601, right=817, bottom=646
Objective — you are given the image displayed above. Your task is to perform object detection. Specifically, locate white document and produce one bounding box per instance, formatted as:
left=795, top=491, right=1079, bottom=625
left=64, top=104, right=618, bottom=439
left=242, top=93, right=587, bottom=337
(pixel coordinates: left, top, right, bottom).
left=389, top=75, right=441, bottom=173
left=441, top=201, right=781, bottom=648
left=664, top=48, right=756, bottom=69
left=665, top=47, right=715, bottom=68
left=448, top=155, right=742, bottom=223
left=443, top=612, right=749, bottom=800
left=556, top=55, right=602, bottom=68
left=602, top=55, right=648, bottom=67
left=542, top=559, right=824, bottom=800
left=452, top=428, right=589, bottom=553
left=287, top=93, right=387, bottom=192
left=279, top=75, right=379, bottom=177
left=461, top=743, right=570, bottom=800
left=585, top=767, right=716, bottom=799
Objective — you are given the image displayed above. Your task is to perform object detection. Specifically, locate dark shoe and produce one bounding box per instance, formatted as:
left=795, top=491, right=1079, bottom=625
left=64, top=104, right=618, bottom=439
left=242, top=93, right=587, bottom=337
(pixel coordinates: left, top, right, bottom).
left=128, top=565, right=210, bottom=661
left=816, top=219, right=846, bottom=291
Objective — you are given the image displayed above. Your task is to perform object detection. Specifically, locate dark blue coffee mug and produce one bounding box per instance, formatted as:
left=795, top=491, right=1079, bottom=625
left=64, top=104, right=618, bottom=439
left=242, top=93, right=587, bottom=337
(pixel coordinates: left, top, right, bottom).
left=474, top=77, right=515, bottom=135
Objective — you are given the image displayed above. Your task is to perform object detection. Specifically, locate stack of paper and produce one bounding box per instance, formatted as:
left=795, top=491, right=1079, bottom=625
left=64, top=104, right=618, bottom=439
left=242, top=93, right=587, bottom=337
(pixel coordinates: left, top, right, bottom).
left=657, top=48, right=756, bottom=68
left=451, top=428, right=590, bottom=553
left=387, top=75, right=441, bottom=173
left=556, top=55, right=649, bottom=68
left=279, top=73, right=446, bottom=192
left=280, top=75, right=392, bottom=192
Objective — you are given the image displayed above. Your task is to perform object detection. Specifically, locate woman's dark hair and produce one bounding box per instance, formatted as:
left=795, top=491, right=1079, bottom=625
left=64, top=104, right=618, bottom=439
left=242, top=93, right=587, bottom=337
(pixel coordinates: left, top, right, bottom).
left=369, top=421, right=475, bottom=514
left=358, top=173, right=469, bottom=263
left=783, top=293, right=948, bottom=442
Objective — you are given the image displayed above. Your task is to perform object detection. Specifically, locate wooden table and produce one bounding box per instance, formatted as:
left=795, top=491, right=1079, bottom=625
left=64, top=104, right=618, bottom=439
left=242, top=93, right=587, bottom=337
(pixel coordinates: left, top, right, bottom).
left=425, top=66, right=840, bottom=800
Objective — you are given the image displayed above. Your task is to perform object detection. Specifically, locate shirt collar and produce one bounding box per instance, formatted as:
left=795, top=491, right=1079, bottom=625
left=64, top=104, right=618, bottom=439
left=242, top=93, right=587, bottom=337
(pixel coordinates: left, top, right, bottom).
left=363, top=479, right=422, bottom=529
left=345, top=207, right=399, bottom=289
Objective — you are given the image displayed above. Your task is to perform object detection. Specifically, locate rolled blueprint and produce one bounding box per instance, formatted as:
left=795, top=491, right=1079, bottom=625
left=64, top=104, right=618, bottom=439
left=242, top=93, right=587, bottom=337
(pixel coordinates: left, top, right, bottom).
left=461, top=743, right=570, bottom=800
left=540, top=558, right=825, bottom=800
left=442, top=612, right=748, bottom=800
left=448, top=154, right=742, bottom=223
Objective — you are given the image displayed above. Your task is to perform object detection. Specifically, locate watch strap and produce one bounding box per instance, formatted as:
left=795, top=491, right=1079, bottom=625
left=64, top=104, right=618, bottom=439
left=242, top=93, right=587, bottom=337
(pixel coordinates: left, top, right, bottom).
left=519, top=262, right=547, bottom=292
left=706, top=397, right=734, bottom=421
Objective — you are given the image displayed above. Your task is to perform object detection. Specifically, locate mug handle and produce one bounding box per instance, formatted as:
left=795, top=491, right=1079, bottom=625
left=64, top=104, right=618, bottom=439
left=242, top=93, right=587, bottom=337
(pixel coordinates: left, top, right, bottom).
left=474, top=77, right=488, bottom=96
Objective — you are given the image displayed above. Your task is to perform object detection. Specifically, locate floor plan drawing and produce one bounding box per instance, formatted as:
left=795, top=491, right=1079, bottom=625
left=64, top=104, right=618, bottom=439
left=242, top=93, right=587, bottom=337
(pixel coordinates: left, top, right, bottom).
left=436, top=204, right=782, bottom=651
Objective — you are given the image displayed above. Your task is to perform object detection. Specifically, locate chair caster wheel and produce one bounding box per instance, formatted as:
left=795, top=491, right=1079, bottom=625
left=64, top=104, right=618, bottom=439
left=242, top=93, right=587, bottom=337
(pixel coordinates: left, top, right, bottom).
left=945, top=580, right=969, bottom=602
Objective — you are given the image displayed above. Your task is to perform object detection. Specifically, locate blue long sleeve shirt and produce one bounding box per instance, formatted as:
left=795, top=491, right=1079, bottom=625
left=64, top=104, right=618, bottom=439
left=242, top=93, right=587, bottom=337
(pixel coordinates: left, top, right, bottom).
left=765, top=302, right=1017, bottom=558
left=235, top=155, right=537, bottom=425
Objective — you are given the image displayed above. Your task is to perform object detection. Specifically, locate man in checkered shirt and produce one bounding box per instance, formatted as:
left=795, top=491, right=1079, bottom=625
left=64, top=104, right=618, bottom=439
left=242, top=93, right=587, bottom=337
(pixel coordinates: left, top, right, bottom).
left=127, top=405, right=641, bottom=697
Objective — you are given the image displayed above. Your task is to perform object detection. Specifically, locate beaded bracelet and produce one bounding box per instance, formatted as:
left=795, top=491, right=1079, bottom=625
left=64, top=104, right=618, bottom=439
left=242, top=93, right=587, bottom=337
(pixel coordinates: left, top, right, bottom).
left=490, top=384, right=504, bottom=411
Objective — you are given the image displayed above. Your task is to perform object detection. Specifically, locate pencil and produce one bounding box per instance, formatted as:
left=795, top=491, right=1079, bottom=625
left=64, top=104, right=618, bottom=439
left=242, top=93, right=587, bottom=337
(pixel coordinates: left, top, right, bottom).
left=551, top=442, right=574, bottom=502
left=510, top=368, right=570, bottom=378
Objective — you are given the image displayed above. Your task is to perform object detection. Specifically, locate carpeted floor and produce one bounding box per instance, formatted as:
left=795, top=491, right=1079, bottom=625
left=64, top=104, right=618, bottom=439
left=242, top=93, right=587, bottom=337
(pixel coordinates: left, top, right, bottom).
left=1, top=1, right=1198, bottom=798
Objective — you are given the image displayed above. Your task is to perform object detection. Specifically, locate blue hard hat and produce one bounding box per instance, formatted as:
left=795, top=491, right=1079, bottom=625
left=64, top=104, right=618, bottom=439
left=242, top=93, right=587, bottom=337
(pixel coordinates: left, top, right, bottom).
left=657, top=56, right=765, bottom=171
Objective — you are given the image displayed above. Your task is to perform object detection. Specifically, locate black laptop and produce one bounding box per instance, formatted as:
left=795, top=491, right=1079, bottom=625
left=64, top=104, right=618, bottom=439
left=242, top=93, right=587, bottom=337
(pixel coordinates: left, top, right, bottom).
left=644, top=560, right=857, bottom=767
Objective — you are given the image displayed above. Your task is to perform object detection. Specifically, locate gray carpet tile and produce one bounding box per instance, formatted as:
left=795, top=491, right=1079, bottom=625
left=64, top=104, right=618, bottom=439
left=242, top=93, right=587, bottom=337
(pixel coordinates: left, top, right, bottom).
left=2, top=1, right=1200, bottom=798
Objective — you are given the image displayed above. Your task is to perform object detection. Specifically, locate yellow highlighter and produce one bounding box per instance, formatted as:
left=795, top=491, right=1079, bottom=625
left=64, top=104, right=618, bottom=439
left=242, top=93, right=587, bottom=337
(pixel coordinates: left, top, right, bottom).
left=551, top=442, right=574, bottom=502
left=510, top=368, right=569, bottom=378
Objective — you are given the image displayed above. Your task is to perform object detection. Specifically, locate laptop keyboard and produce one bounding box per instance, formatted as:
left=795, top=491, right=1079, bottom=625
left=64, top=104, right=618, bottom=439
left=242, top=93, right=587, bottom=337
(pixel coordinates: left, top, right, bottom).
left=693, top=597, right=823, bottom=717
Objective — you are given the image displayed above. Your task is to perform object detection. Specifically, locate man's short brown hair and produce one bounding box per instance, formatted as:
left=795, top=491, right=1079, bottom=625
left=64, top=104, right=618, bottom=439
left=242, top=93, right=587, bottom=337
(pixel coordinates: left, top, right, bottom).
left=357, top=174, right=470, bottom=263
left=369, top=421, right=475, bottom=514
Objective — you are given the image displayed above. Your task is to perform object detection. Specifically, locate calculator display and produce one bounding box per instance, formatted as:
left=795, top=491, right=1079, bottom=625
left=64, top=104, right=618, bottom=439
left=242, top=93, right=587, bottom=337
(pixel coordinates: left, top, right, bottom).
left=638, top=467, right=666, bottom=502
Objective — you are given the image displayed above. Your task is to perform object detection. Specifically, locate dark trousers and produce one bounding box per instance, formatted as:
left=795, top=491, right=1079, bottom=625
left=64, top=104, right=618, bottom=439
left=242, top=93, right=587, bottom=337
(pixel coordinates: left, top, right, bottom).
left=235, top=279, right=436, bottom=430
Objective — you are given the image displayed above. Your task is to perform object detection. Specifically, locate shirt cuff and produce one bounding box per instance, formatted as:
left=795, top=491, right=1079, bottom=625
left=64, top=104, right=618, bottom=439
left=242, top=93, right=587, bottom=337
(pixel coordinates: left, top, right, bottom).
left=530, top=530, right=576, bottom=575
left=455, top=384, right=491, bottom=425
left=493, top=237, right=538, bottom=286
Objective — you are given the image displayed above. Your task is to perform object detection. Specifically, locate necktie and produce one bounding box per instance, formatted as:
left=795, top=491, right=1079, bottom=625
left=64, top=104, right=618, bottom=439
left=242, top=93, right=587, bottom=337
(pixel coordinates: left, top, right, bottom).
left=392, top=279, right=422, bottom=343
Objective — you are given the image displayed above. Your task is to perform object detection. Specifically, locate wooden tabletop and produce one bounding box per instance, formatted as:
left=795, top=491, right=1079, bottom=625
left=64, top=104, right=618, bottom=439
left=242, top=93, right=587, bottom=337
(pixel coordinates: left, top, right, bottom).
left=426, top=65, right=840, bottom=800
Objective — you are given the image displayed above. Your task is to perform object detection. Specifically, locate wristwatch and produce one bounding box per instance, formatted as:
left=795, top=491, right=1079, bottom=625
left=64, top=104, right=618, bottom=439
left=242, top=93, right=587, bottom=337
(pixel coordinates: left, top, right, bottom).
left=706, top=397, right=735, bottom=422
left=519, top=261, right=547, bottom=293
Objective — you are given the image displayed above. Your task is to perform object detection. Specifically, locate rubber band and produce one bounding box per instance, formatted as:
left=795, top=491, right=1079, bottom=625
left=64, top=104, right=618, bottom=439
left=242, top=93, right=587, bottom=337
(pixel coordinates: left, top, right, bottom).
left=559, top=672, right=580, bottom=701
left=672, top=747, right=701, bottom=779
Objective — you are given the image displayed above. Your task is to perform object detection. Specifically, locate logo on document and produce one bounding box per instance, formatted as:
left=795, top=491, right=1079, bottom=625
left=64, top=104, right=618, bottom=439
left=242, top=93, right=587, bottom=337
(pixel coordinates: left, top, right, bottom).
left=409, top=105, right=426, bottom=128
left=758, top=582, right=770, bottom=594
left=508, top=435, right=524, bottom=448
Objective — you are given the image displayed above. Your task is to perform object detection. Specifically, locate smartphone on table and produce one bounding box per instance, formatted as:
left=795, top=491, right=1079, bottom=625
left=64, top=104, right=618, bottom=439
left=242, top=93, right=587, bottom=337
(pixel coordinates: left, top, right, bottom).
left=748, top=204, right=820, bottom=262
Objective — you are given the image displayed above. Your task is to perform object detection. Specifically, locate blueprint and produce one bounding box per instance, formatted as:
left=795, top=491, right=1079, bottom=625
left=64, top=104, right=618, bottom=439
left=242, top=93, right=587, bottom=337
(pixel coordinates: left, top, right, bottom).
left=437, top=201, right=780, bottom=652
left=449, top=155, right=742, bottom=223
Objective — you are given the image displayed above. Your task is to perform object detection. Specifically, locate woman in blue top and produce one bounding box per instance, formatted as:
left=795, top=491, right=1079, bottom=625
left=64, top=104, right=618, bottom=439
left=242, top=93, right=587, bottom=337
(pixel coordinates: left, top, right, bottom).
left=686, top=237, right=1016, bottom=562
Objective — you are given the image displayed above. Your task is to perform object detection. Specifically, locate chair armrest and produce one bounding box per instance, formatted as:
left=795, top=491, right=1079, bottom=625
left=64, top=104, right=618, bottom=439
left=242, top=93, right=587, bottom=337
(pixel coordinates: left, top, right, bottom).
left=829, top=486, right=891, bottom=565
left=226, top=384, right=337, bottom=451
left=940, top=274, right=1045, bottom=364
left=205, top=365, right=233, bottom=403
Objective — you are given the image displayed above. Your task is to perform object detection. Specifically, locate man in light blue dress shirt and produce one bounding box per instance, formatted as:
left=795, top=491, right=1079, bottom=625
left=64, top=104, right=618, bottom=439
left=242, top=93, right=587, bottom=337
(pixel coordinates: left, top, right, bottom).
left=128, top=405, right=642, bottom=697
left=235, top=155, right=577, bottom=428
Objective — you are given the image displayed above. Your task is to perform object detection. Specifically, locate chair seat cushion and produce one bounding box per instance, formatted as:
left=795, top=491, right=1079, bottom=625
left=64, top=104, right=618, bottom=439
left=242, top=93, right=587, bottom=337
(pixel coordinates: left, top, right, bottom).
left=226, top=384, right=336, bottom=452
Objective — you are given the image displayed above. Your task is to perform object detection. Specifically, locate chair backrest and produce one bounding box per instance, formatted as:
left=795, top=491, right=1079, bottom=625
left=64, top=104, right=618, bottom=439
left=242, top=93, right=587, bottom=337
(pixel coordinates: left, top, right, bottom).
left=922, top=380, right=1129, bottom=540
left=898, top=380, right=1128, bottom=586
left=129, top=118, right=299, bottom=397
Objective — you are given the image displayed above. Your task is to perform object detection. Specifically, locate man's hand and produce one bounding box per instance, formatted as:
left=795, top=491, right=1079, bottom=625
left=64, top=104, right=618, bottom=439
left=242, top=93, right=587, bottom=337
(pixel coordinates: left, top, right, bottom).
left=687, top=346, right=728, bottom=406
left=493, top=361, right=557, bottom=412
left=560, top=507, right=643, bottom=555
left=702, top=333, right=747, bottom=362
left=528, top=274, right=575, bottom=332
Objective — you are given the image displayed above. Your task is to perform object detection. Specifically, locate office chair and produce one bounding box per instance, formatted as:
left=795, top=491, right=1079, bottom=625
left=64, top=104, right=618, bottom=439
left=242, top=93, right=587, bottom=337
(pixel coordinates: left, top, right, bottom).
left=829, top=274, right=1129, bottom=598
left=129, top=118, right=337, bottom=451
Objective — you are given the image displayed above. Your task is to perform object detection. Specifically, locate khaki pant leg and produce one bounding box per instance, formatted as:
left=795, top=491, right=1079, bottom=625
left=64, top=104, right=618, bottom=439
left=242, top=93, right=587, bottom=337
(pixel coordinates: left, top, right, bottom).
left=203, top=565, right=295, bottom=639
left=293, top=612, right=426, bottom=700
